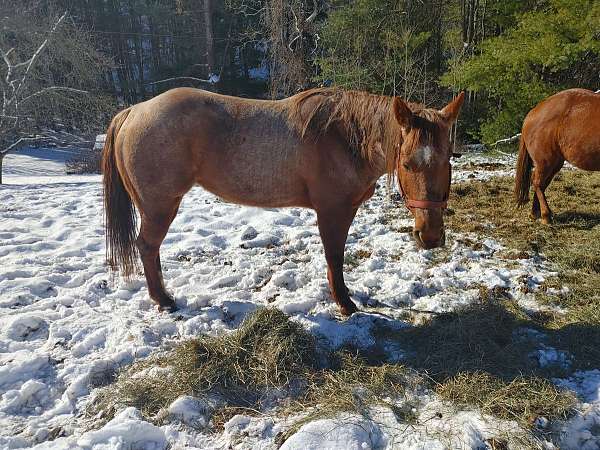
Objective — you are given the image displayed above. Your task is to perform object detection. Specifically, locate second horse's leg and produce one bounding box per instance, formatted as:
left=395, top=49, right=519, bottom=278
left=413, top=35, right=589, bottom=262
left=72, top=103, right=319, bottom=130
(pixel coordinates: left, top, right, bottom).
left=532, top=160, right=563, bottom=225
left=317, top=207, right=358, bottom=316
left=531, top=195, right=541, bottom=220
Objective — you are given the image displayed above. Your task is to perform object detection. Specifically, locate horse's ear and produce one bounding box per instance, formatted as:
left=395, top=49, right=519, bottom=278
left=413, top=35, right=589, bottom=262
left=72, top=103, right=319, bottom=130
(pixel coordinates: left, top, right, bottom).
left=440, top=91, right=465, bottom=124
left=393, top=97, right=413, bottom=129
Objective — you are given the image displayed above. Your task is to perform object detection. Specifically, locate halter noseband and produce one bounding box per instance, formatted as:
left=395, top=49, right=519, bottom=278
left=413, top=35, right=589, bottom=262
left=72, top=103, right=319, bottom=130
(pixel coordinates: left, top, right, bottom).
left=403, top=197, right=448, bottom=209
left=397, top=164, right=450, bottom=210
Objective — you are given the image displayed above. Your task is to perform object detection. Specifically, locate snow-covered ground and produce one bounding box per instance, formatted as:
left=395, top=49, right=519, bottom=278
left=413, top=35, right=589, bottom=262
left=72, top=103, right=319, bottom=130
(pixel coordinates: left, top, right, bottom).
left=1, top=150, right=599, bottom=449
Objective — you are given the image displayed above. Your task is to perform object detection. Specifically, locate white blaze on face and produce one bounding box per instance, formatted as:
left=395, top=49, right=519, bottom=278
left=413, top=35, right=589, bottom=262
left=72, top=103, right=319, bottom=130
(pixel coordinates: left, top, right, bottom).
left=413, top=145, right=435, bottom=167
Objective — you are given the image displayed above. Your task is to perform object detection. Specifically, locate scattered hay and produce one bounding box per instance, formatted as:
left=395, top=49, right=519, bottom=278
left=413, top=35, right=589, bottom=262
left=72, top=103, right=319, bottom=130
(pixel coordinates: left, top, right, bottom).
left=89, top=309, right=412, bottom=433
left=344, top=248, right=372, bottom=270
left=374, top=291, right=577, bottom=428
left=90, top=309, right=319, bottom=422
left=401, top=301, right=533, bottom=379
left=280, top=352, right=414, bottom=444
left=299, top=352, right=412, bottom=418
left=447, top=171, right=600, bottom=369
left=460, top=161, right=508, bottom=171
left=437, top=372, right=575, bottom=428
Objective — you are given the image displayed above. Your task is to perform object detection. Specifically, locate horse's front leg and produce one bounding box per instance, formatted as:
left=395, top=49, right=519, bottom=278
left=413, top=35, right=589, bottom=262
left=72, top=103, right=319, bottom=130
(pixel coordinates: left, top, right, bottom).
left=316, top=206, right=358, bottom=316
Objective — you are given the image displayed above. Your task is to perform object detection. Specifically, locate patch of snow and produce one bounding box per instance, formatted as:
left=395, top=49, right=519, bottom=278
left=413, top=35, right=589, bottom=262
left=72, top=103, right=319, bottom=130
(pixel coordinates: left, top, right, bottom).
left=0, top=146, right=590, bottom=448
left=280, top=413, right=383, bottom=450
left=77, top=407, right=167, bottom=449
left=167, top=395, right=208, bottom=426
left=554, top=371, right=600, bottom=449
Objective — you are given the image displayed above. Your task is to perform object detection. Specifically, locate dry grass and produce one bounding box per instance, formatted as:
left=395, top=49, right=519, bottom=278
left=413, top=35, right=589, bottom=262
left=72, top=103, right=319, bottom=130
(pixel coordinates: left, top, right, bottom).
left=447, top=171, right=600, bottom=278
left=89, top=308, right=412, bottom=433
left=438, top=372, right=574, bottom=427
left=279, top=352, right=416, bottom=443
left=90, top=308, right=319, bottom=423
left=344, top=248, right=373, bottom=270
left=374, top=290, right=577, bottom=429
left=447, top=170, right=600, bottom=370
left=397, top=300, right=534, bottom=378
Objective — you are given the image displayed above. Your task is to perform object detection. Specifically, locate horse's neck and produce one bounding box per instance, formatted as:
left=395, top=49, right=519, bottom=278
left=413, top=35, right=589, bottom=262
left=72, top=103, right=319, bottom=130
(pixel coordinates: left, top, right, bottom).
left=342, top=93, right=398, bottom=179
left=377, top=113, right=401, bottom=179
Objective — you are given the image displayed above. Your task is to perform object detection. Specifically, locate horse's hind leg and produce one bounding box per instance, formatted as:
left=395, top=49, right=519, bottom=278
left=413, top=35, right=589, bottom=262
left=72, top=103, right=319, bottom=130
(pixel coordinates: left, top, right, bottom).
left=531, top=195, right=541, bottom=220
left=316, top=206, right=358, bottom=316
left=532, top=159, right=564, bottom=225
left=136, top=198, right=182, bottom=311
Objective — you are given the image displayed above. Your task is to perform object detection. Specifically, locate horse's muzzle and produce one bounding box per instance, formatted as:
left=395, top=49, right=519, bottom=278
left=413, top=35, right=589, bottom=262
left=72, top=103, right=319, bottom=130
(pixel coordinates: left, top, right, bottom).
left=413, top=228, right=446, bottom=249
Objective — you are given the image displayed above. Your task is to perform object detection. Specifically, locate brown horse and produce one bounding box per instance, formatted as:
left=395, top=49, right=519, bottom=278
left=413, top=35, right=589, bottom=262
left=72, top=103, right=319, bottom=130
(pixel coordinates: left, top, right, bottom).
left=515, top=88, right=600, bottom=223
left=102, top=87, right=464, bottom=316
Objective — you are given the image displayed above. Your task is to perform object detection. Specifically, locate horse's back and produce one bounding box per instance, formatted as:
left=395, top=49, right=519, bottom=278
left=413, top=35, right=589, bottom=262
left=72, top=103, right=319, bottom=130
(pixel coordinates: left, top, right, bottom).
left=523, top=89, right=600, bottom=171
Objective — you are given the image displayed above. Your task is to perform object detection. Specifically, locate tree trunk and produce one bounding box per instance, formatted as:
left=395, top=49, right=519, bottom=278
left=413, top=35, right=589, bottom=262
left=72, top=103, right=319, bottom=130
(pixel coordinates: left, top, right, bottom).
left=204, top=0, right=215, bottom=76
left=0, top=152, right=5, bottom=185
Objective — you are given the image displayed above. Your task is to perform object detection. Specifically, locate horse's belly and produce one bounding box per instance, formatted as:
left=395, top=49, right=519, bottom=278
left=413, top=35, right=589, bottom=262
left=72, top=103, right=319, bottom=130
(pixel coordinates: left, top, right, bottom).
left=196, top=158, right=310, bottom=208
left=569, top=155, right=600, bottom=171
left=203, top=179, right=309, bottom=208
left=564, top=144, right=600, bottom=171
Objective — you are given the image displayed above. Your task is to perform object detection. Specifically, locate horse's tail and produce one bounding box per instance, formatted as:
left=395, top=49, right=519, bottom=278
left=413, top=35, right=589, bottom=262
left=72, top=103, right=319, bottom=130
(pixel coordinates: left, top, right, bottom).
left=101, top=107, right=138, bottom=278
left=514, top=133, right=533, bottom=206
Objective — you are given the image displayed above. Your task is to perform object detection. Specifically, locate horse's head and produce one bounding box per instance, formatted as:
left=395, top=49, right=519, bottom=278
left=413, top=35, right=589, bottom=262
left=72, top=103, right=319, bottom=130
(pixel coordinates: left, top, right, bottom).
left=390, top=92, right=464, bottom=249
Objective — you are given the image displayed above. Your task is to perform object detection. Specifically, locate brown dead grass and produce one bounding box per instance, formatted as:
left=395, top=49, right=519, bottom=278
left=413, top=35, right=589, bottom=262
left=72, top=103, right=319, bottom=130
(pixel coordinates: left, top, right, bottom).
left=89, top=308, right=412, bottom=433
left=447, top=170, right=600, bottom=370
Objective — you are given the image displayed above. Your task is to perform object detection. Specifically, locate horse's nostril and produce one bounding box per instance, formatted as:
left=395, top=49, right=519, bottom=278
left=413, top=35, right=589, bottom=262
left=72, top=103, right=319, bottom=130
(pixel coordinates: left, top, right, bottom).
left=413, top=229, right=445, bottom=249
left=412, top=230, right=426, bottom=248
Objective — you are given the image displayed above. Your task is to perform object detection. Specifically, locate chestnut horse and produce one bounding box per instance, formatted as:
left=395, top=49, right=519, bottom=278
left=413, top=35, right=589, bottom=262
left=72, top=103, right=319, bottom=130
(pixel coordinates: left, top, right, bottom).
left=515, top=88, right=600, bottom=223
left=102, top=87, right=464, bottom=316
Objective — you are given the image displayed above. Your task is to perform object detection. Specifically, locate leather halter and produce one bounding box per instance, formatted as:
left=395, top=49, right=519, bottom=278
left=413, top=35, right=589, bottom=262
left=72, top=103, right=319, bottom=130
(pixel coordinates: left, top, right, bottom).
left=397, top=165, right=450, bottom=210
left=403, top=197, right=448, bottom=209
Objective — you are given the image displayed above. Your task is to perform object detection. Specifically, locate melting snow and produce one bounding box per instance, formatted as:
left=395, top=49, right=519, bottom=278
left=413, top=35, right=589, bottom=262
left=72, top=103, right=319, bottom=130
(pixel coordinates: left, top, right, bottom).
left=0, top=149, right=595, bottom=449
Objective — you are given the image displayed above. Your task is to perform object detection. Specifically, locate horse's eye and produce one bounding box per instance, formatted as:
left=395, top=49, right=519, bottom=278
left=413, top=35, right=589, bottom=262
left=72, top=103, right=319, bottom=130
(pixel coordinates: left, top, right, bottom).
left=402, top=163, right=410, bottom=171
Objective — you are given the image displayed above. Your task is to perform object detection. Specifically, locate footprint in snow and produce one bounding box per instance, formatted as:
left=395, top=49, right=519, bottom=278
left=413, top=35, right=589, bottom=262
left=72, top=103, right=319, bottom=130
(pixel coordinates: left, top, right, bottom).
left=4, top=315, right=49, bottom=342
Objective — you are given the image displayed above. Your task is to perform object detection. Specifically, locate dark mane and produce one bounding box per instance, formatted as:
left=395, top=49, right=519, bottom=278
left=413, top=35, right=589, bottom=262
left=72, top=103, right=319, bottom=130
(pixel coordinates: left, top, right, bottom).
left=289, top=87, right=443, bottom=179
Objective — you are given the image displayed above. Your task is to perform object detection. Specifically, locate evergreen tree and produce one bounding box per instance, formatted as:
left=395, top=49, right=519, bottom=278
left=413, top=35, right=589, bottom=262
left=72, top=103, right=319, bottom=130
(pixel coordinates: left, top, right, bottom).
left=315, top=0, right=437, bottom=102
left=442, top=0, right=600, bottom=144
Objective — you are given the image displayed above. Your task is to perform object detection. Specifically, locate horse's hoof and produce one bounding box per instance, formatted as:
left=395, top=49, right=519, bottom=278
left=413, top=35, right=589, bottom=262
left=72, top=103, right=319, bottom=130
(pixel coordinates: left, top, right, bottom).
left=157, top=302, right=178, bottom=313
left=340, top=302, right=358, bottom=317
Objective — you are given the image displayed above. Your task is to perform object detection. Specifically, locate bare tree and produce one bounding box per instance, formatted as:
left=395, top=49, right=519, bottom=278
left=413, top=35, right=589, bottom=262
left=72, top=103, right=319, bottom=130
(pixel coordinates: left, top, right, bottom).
left=0, top=3, right=113, bottom=183
left=265, top=0, right=320, bottom=97
left=204, top=0, right=215, bottom=75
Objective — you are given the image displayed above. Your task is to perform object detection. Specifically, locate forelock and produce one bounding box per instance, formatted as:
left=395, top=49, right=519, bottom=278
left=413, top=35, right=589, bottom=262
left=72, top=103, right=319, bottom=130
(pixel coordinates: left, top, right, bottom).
left=403, top=110, right=449, bottom=166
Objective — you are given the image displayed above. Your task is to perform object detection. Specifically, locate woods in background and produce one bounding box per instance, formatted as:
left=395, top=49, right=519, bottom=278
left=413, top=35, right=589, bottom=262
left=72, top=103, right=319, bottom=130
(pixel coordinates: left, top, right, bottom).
left=0, top=1, right=112, bottom=182
left=317, top=0, right=599, bottom=144
left=2, top=0, right=599, bottom=148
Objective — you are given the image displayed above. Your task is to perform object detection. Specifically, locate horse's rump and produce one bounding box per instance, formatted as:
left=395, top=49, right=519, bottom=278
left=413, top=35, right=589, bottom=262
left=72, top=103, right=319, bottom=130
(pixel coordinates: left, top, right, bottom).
left=523, top=89, right=600, bottom=171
